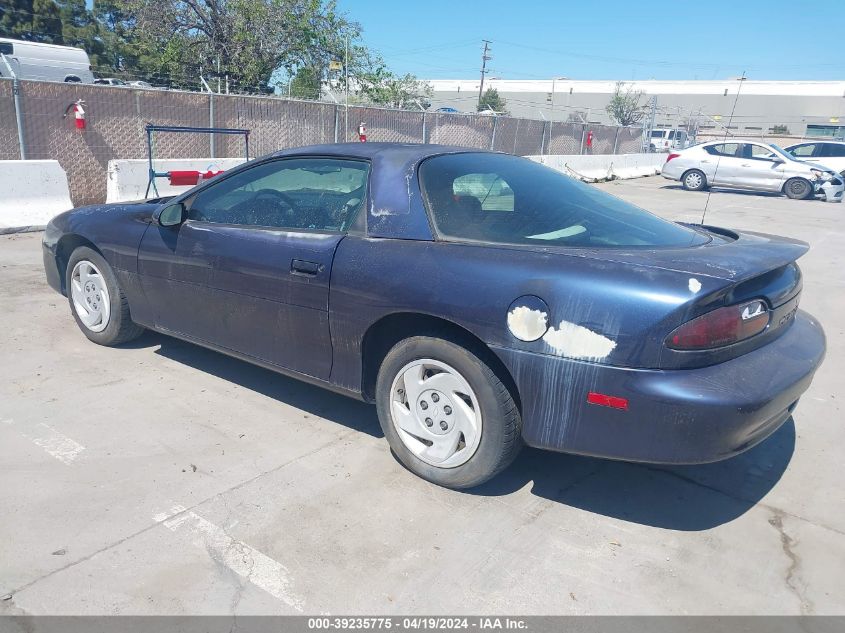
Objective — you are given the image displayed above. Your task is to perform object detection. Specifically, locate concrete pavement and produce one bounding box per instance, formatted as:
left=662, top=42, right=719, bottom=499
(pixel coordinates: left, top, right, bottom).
left=1, top=176, right=842, bottom=615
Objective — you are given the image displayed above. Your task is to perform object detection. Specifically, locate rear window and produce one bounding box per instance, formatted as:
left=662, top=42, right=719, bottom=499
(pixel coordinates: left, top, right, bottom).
left=419, top=153, right=709, bottom=248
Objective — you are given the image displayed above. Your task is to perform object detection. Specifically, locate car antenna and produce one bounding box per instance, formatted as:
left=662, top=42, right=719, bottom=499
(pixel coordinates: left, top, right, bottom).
left=700, top=71, right=746, bottom=226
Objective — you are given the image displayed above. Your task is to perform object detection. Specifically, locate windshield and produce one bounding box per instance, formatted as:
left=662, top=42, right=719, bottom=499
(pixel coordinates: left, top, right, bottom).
left=768, top=144, right=795, bottom=161
left=419, top=153, right=709, bottom=248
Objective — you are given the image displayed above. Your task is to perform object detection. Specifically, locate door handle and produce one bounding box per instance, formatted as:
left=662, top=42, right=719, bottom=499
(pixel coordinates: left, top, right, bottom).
left=291, top=259, right=321, bottom=276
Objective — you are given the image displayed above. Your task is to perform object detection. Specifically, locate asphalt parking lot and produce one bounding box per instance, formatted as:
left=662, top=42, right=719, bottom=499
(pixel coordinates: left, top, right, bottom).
left=1, top=176, right=843, bottom=615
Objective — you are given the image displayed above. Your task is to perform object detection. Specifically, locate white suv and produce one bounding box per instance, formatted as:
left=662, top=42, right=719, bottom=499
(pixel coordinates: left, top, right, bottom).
left=783, top=141, right=845, bottom=177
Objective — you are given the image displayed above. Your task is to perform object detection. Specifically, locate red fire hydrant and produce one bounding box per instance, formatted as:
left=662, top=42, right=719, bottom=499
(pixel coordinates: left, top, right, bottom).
left=358, top=121, right=367, bottom=142
left=585, top=129, right=593, bottom=151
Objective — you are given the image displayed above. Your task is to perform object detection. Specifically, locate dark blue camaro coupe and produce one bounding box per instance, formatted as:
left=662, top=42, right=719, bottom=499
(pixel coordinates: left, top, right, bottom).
left=43, top=143, right=826, bottom=488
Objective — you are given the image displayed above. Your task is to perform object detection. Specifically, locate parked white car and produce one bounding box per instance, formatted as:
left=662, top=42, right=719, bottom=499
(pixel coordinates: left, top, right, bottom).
left=94, top=77, right=128, bottom=87
left=0, top=38, right=94, bottom=83
left=650, top=129, right=690, bottom=152
left=661, top=140, right=844, bottom=202
left=783, top=140, right=845, bottom=177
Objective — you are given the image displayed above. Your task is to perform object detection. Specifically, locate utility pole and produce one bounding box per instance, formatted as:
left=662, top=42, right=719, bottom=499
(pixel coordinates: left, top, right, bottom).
left=644, top=95, right=657, bottom=151
left=477, top=40, right=492, bottom=108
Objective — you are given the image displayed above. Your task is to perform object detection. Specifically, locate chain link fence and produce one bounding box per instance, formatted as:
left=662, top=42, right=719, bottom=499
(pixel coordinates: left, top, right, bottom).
left=0, top=79, right=645, bottom=206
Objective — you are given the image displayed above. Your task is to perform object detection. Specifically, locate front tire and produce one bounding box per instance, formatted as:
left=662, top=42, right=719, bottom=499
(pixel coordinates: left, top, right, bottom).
left=66, top=246, right=144, bottom=346
left=784, top=177, right=813, bottom=200
left=375, top=336, right=522, bottom=489
left=682, top=169, right=707, bottom=191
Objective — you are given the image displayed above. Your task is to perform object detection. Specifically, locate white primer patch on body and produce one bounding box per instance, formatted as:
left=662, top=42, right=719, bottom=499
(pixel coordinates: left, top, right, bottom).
left=3, top=419, right=85, bottom=465
left=542, top=320, right=617, bottom=360
left=153, top=505, right=304, bottom=610
left=507, top=306, right=549, bottom=342
left=688, top=278, right=702, bottom=293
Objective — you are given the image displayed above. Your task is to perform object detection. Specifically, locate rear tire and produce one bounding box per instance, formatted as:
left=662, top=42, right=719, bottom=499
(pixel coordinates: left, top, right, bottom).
left=375, top=336, right=522, bottom=489
left=682, top=169, right=707, bottom=191
left=784, top=177, right=813, bottom=200
left=66, top=246, right=144, bottom=346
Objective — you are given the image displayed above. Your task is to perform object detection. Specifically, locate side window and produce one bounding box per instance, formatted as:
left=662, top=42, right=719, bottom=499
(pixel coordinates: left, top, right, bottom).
left=452, top=173, right=515, bottom=212
left=704, top=143, right=740, bottom=157
left=748, top=144, right=776, bottom=160
left=821, top=144, right=845, bottom=158
left=0, top=43, right=13, bottom=55
left=187, top=158, right=369, bottom=231
left=790, top=144, right=817, bottom=157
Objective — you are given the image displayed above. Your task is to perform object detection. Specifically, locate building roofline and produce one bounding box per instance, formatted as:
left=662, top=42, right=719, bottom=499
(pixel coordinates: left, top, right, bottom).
left=427, top=78, right=845, bottom=97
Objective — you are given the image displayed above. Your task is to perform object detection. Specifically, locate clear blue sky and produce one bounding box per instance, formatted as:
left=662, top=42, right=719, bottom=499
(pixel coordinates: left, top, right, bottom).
left=335, top=0, right=843, bottom=81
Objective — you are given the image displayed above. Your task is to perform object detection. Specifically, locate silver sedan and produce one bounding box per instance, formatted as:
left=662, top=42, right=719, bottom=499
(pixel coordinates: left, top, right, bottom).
left=661, top=140, right=844, bottom=202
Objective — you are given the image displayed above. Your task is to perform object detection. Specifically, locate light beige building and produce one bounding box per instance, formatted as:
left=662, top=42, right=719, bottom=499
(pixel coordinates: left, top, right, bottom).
left=427, top=79, right=845, bottom=138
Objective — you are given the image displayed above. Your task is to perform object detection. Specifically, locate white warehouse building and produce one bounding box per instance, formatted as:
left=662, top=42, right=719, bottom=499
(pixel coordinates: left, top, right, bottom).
left=426, top=79, right=845, bottom=138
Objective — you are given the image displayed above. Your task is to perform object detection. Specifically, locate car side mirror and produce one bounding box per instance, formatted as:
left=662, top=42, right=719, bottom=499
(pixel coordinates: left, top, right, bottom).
left=771, top=156, right=785, bottom=163
left=158, top=202, right=185, bottom=227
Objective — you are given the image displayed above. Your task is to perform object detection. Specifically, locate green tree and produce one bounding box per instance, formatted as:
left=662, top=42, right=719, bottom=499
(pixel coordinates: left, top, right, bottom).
left=55, top=0, right=107, bottom=68
left=605, top=81, right=644, bottom=126
left=363, top=72, right=431, bottom=109
left=477, top=87, right=507, bottom=115
left=0, top=0, right=63, bottom=43
left=289, top=66, right=321, bottom=99
left=124, top=0, right=364, bottom=92
left=92, top=0, right=142, bottom=77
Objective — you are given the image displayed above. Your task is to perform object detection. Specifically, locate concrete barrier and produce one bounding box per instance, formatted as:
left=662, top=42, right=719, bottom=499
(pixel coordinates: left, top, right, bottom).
left=107, top=158, right=247, bottom=203
left=0, top=160, right=73, bottom=233
left=527, top=153, right=665, bottom=182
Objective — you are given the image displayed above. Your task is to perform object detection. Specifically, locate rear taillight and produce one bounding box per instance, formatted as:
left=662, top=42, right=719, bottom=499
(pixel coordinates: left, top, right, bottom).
left=666, top=153, right=680, bottom=163
left=666, top=300, right=769, bottom=350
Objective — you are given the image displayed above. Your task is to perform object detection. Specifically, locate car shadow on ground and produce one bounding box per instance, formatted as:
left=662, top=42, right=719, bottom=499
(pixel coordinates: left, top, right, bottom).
left=125, top=330, right=794, bottom=531
left=473, top=419, right=795, bottom=531
left=128, top=330, right=383, bottom=439
left=660, top=183, right=784, bottom=198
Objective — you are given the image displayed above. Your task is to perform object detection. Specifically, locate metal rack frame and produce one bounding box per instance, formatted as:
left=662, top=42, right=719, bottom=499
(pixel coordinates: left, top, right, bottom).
left=144, top=124, right=250, bottom=197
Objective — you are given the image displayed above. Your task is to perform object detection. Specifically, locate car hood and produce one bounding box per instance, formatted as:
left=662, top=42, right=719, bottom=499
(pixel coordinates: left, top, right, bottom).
left=787, top=158, right=838, bottom=174
left=64, top=198, right=166, bottom=221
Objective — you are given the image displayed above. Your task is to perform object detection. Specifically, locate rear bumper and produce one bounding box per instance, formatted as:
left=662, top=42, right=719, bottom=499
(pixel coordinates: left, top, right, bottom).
left=493, top=310, right=825, bottom=464
left=660, top=163, right=682, bottom=181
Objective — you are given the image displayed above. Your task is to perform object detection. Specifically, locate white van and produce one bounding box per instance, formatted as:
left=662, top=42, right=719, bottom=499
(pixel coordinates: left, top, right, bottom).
left=0, top=38, right=95, bottom=83
left=649, top=128, right=690, bottom=152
